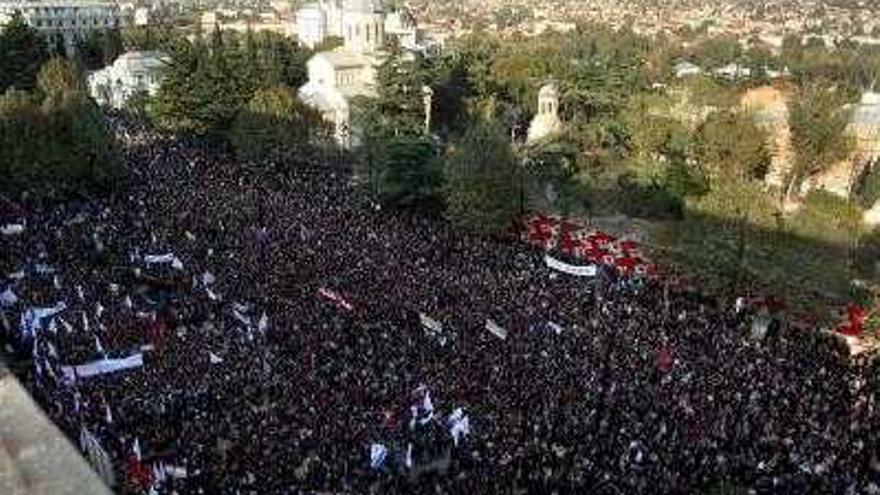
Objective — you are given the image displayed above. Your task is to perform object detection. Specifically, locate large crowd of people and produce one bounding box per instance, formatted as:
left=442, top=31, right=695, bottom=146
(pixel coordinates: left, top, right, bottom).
left=2, top=115, right=880, bottom=495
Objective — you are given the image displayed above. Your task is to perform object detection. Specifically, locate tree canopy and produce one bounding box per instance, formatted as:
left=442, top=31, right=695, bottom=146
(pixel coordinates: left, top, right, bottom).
left=0, top=12, right=49, bottom=93
left=443, top=120, right=520, bottom=234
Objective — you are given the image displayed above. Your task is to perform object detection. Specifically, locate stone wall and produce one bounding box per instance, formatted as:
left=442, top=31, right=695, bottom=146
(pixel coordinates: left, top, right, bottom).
left=0, top=362, right=112, bottom=495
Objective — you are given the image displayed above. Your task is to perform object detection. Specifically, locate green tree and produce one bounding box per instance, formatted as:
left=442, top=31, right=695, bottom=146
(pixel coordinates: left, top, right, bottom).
left=785, top=86, right=855, bottom=203
left=0, top=12, right=49, bottom=93
left=76, top=29, right=124, bottom=70
left=153, top=28, right=310, bottom=138
left=444, top=120, right=520, bottom=233
left=0, top=89, right=43, bottom=186
left=0, top=88, right=118, bottom=194
left=153, top=32, right=248, bottom=136
left=691, top=36, right=743, bottom=69
left=230, top=84, right=328, bottom=164
left=37, top=57, right=85, bottom=99
left=522, top=137, right=587, bottom=214
left=695, top=110, right=771, bottom=183
left=370, top=134, right=442, bottom=208
left=122, top=24, right=179, bottom=52
left=367, top=50, right=432, bottom=137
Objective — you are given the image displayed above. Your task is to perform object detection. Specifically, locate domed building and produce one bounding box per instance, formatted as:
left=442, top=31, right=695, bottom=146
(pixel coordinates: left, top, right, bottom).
left=527, top=82, right=563, bottom=143
left=298, top=0, right=389, bottom=148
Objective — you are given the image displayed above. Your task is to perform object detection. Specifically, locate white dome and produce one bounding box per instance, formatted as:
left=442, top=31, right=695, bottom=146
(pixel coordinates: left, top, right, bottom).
left=343, top=0, right=384, bottom=14
left=539, top=83, right=559, bottom=99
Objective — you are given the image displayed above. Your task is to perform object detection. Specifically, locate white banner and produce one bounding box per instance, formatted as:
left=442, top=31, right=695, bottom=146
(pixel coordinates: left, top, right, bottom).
left=61, top=353, right=144, bottom=381
left=485, top=319, right=508, bottom=340
left=544, top=255, right=597, bottom=277
left=144, top=253, right=184, bottom=270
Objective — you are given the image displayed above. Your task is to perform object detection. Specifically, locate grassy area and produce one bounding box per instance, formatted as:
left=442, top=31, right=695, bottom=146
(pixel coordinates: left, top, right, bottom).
left=642, top=190, right=868, bottom=322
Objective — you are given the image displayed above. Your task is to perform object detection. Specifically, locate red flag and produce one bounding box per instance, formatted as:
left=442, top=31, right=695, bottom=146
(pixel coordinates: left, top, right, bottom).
left=588, top=231, right=616, bottom=246
left=559, top=230, right=580, bottom=255
left=619, top=239, right=640, bottom=254
left=527, top=214, right=557, bottom=249
left=614, top=256, right=637, bottom=273
left=837, top=304, right=867, bottom=336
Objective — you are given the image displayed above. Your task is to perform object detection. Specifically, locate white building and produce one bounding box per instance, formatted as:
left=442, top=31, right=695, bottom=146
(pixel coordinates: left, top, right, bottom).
left=295, top=0, right=420, bottom=50
left=527, top=82, right=563, bottom=143
left=0, top=0, right=123, bottom=56
left=295, top=0, right=344, bottom=48
left=384, top=7, right=418, bottom=49
left=298, top=0, right=390, bottom=148
left=87, top=51, right=167, bottom=109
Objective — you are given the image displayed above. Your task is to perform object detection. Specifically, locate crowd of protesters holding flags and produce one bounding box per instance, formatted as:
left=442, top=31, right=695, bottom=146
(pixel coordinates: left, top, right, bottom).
left=2, top=114, right=880, bottom=495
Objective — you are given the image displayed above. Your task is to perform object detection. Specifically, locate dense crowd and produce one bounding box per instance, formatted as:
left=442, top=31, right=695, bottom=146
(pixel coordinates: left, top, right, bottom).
left=2, top=115, right=880, bottom=495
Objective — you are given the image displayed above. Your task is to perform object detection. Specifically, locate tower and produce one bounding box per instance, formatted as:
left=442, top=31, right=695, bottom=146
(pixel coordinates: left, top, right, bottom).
left=342, top=0, right=385, bottom=55
left=527, top=82, right=563, bottom=143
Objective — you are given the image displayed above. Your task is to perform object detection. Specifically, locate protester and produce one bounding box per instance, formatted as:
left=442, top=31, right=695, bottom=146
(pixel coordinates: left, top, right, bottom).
left=1, top=113, right=879, bottom=495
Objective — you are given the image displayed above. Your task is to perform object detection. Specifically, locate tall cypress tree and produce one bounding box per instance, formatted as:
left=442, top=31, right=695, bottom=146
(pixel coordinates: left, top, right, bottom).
left=0, top=12, right=49, bottom=92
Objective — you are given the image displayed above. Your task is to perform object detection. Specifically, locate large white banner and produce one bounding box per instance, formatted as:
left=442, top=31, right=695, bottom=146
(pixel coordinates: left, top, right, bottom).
left=61, top=353, right=144, bottom=381
left=544, top=255, right=597, bottom=277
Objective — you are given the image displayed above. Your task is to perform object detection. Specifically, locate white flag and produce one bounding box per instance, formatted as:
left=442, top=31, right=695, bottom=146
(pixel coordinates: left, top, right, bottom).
left=209, top=351, right=223, bottom=365
left=370, top=443, right=387, bottom=469
left=448, top=407, right=471, bottom=446
left=207, top=288, right=220, bottom=301
left=94, top=335, right=105, bottom=356
left=258, top=312, right=269, bottom=333
left=133, top=437, right=142, bottom=462
left=58, top=317, right=73, bottom=334
left=405, top=443, right=413, bottom=469
left=105, top=404, right=113, bottom=424
left=124, top=296, right=133, bottom=309
left=485, top=319, right=508, bottom=340
left=0, top=223, right=24, bottom=236
left=419, top=389, right=435, bottom=425
left=53, top=275, right=61, bottom=290
left=96, top=302, right=105, bottom=319
left=548, top=321, right=564, bottom=335
left=0, top=287, right=18, bottom=307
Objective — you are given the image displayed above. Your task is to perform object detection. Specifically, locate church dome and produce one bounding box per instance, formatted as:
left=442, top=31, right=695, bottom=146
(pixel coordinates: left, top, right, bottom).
left=343, top=0, right=384, bottom=14
left=538, top=82, right=559, bottom=99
